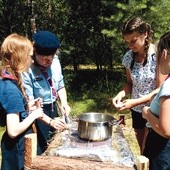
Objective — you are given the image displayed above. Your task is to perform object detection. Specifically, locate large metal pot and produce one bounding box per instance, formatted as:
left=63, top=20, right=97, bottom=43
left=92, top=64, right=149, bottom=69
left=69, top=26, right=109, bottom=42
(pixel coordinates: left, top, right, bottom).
left=77, top=112, right=116, bottom=141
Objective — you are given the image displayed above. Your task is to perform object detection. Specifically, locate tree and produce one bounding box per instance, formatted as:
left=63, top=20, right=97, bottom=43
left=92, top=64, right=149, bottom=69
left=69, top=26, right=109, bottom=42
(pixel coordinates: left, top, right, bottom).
left=0, top=0, right=169, bottom=71
left=0, top=0, right=33, bottom=40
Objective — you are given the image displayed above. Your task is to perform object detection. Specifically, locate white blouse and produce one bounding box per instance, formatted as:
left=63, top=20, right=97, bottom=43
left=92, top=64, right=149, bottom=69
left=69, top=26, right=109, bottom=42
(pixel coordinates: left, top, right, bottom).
left=122, top=44, right=157, bottom=112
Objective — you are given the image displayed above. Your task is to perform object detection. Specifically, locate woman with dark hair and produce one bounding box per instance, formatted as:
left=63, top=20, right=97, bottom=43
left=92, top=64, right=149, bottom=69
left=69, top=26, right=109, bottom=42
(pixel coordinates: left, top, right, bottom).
left=142, top=31, right=170, bottom=170
left=112, top=17, right=166, bottom=154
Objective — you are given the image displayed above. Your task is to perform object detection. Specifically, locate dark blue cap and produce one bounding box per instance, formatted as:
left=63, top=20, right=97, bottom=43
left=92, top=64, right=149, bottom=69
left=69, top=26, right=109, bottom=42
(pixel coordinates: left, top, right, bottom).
left=32, top=31, right=61, bottom=55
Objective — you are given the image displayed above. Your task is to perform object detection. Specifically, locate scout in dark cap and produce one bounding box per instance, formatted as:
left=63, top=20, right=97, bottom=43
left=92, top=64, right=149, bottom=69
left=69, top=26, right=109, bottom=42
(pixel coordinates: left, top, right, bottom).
left=22, top=30, right=70, bottom=155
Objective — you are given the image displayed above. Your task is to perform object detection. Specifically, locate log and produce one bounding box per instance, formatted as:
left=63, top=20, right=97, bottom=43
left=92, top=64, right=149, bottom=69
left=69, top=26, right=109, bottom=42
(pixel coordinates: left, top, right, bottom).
left=31, top=156, right=135, bottom=170
left=24, top=133, right=37, bottom=169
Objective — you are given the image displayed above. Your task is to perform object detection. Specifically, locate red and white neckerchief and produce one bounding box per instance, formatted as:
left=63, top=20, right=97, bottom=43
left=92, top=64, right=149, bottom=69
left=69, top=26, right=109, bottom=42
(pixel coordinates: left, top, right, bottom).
left=39, top=67, right=57, bottom=98
left=39, top=66, right=57, bottom=112
left=1, top=69, right=17, bottom=80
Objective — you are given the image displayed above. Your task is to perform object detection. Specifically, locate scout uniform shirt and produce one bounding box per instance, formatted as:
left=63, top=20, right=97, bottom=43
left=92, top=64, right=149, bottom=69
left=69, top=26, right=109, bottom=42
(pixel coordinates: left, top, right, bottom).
left=22, top=55, right=64, bottom=104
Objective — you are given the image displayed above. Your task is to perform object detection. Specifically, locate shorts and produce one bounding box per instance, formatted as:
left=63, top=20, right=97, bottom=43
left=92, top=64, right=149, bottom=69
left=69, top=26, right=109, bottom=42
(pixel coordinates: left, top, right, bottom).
left=131, top=109, right=147, bottom=129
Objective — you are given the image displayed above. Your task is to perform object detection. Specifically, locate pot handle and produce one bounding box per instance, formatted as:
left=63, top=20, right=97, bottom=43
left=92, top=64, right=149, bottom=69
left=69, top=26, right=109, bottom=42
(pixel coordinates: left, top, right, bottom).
left=109, top=119, right=123, bottom=126
left=71, top=117, right=79, bottom=122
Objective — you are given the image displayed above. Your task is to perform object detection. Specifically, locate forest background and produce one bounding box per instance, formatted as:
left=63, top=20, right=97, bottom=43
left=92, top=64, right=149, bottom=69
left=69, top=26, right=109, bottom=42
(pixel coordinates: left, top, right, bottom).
left=0, top=0, right=170, bottom=158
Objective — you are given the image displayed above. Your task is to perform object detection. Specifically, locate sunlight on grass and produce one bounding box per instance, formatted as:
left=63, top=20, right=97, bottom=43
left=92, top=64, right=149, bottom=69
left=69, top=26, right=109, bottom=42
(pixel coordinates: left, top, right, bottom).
left=65, top=64, right=124, bottom=71
left=70, top=99, right=96, bottom=117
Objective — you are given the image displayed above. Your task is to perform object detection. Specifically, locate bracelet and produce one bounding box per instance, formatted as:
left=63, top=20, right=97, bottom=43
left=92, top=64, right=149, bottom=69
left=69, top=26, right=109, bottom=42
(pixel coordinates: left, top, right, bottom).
left=48, top=119, right=53, bottom=126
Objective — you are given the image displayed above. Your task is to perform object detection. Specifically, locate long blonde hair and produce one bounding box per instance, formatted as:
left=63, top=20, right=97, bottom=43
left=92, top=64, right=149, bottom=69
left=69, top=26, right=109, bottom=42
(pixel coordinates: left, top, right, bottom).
left=0, top=33, right=32, bottom=103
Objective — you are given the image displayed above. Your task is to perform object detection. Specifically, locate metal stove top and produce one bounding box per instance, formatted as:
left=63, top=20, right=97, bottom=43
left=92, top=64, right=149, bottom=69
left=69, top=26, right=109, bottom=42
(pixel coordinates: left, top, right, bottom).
left=69, top=131, right=112, bottom=148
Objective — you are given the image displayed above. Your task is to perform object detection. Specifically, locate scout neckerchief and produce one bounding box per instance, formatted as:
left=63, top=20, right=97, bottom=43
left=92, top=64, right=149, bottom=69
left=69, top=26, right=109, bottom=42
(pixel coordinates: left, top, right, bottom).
left=33, top=61, right=57, bottom=98
left=2, top=69, right=38, bottom=132
left=38, top=66, right=57, bottom=98
left=1, top=69, right=38, bottom=131
left=35, top=64, right=57, bottom=112
left=1, top=69, right=17, bottom=80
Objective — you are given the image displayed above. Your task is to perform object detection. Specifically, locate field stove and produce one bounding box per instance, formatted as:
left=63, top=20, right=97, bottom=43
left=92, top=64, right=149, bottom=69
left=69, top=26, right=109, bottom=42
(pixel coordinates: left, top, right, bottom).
left=68, top=131, right=112, bottom=149
left=54, top=122, right=134, bottom=168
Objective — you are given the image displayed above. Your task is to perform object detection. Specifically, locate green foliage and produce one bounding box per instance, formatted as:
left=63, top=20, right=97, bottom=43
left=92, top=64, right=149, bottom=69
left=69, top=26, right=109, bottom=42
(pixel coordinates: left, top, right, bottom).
left=0, top=1, right=31, bottom=39
left=0, top=127, right=5, bottom=139
left=70, top=99, right=96, bottom=117
left=0, top=127, right=5, bottom=162
left=64, top=68, right=125, bottom=97
left=63, top=68, right=126, bottom=118
left=102, top=0, right=170, bottom=43
left=0, top=0, right=169, bottom=72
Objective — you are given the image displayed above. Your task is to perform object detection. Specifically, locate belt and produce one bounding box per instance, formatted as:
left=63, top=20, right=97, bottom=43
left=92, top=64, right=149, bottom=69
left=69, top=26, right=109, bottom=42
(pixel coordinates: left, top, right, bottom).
left=43, top=101, right=56, bottom=106
left=43, top=102, right=56, bottom=111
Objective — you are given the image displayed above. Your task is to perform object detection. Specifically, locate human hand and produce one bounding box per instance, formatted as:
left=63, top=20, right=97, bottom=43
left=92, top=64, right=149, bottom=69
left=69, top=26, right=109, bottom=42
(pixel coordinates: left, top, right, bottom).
left=118, top=99, right=138, bottom=111
left=28, top=97, right=43, bottom=111
left=142, top=106, right=150, bottom=119
left=112, top=95, right=124, bottom=110
left=50, top=117, right=67, bottom=131
left=60, top=104, right=71, bottom=116
left=30, top=107, right=44, bottom=119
